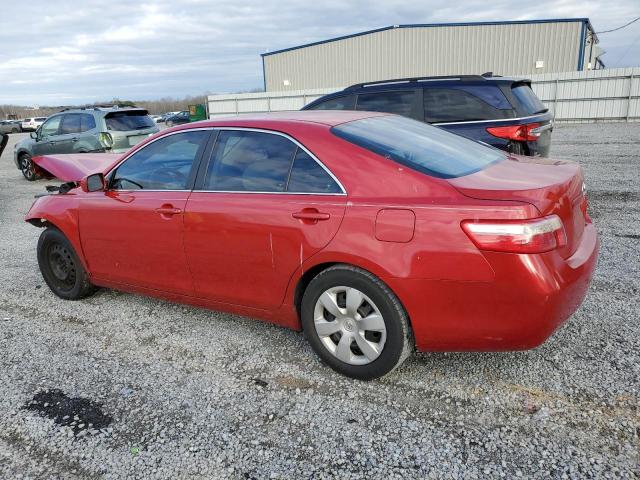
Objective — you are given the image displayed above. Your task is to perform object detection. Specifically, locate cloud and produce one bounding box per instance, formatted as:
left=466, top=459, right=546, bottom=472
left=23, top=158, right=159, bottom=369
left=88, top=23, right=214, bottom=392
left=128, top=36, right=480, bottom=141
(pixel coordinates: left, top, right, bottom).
left=0, top=0, right=638, bottom=105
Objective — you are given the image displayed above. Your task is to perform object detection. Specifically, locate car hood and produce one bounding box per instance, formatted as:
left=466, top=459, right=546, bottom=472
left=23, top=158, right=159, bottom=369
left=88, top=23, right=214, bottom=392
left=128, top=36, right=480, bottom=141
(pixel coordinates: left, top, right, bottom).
left=33, top=153, right=122, bottom=181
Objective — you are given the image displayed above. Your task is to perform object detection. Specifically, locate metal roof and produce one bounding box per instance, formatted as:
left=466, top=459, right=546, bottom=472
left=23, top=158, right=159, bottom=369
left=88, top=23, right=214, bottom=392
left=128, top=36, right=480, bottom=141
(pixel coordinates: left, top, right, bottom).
left=261, top=18, right=595, bottom=57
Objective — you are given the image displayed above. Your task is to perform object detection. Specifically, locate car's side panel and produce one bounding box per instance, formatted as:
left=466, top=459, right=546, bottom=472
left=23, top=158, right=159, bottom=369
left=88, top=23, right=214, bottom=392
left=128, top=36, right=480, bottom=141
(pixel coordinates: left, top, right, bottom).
left=183, top=193, right=346, bottom=309
left=25, top=194, right=90, bottom=272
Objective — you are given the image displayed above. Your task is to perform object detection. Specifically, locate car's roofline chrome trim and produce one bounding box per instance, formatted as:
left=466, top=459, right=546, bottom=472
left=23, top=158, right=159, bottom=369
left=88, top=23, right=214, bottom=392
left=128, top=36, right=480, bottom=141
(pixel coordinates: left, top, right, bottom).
left=432, top=114, right=550, bottom=126
left=107, top=126, right=347, bottom=196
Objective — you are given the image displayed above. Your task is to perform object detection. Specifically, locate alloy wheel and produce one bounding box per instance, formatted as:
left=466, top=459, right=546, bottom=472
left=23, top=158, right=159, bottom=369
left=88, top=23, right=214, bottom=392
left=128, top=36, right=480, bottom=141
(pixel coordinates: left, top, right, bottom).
left=313, top=286, right=387, bottom=365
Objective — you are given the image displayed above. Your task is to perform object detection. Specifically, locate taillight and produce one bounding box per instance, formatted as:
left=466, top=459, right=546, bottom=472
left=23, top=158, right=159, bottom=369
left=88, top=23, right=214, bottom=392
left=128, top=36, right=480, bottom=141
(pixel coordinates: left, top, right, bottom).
left=486, top=123, right=541, bottom=142
left=461, top=215, right=567, bottom=254
left=99, top=132, right=114, bottom=149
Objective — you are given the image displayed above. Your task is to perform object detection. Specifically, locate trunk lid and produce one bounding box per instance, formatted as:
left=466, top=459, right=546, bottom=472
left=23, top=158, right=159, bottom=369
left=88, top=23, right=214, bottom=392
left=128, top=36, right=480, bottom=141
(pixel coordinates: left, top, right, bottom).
left=33, top=153, right=121, bottom=182
left=448, top=155, right=587, bottom=258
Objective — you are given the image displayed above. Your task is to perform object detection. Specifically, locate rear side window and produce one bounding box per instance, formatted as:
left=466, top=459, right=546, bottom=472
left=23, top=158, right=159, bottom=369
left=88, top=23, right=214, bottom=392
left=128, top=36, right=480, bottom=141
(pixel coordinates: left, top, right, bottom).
left=106, top=111, right=155, bottom=131
left=80, top=113, right=96, bottom=132
left=511, top=84, right=548, bottom=115
left=288, top=149, right=342, bottom=193
left=205, top=131, right=296, bottom=192
left=60, top=114, right=82, bottom=134
left=424, top=88, right=514, bottom=123
left=332, top=115, right=505, bottom=179
left=310, top=96, right=356, bottom=110
left=356, top=90, right=416, bottom=117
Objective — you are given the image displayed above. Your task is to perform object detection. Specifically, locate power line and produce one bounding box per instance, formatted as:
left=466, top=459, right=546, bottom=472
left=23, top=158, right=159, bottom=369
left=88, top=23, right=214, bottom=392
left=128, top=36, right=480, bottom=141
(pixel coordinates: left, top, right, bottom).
left=596, top=16, right=640, bottom=34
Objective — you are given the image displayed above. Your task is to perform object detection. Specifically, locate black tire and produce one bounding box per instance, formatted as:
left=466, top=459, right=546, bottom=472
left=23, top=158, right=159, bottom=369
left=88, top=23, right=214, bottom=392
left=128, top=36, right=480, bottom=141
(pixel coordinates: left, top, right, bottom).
left=19, top=153, right=39, bottom=181
left=37, top=228, right=97, bottom=300
left=301, top=264, right=413, bottom=380
left=11, top=128, right=18, bottom=133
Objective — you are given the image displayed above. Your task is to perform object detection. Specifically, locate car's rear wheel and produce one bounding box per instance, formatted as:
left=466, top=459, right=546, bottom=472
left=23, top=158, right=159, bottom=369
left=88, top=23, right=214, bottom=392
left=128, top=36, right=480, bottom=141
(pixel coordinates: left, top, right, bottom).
left=301, top=265, right=413, bottom=380
left=11, top=127, right=18, bottom=133
left=37, top=228, right=97, bottom=300
left=19, top=153, right=39, bottom=181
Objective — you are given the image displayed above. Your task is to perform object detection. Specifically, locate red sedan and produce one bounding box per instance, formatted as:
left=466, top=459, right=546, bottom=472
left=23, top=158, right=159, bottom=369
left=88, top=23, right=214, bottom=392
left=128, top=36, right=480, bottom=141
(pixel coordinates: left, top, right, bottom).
left=26, top=111, right=598, bottom=380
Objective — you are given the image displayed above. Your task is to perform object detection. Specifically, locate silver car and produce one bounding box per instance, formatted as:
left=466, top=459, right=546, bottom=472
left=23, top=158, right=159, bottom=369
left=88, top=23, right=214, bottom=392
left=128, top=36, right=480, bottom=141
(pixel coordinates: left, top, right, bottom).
left=14, top=107, right=159, bottom=180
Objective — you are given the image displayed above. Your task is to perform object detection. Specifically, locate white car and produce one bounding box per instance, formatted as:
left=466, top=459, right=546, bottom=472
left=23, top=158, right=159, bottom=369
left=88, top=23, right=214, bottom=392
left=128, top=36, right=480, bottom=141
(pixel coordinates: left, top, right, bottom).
left=150, top=115, right=162, bottom=123
left=22, top=117, right=47, bottom=131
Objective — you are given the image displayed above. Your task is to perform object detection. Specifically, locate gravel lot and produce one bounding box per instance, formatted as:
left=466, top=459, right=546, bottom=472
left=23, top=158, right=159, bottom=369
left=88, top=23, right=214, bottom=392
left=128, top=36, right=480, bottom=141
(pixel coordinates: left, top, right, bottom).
left=0, top=125, right=638, bottom=479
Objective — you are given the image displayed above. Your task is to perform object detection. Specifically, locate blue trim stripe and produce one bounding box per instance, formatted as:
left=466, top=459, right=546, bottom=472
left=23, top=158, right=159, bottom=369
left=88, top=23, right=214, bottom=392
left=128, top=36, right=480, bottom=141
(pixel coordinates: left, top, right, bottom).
left=261, top=18, right=593, bottom=57
left=577, top=20, right=587, bottom=71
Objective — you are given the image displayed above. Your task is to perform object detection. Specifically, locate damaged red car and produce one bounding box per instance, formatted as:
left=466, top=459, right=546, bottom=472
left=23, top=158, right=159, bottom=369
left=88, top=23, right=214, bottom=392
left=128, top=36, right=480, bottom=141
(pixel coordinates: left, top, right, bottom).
left=26, top=111, right=598, bottom=380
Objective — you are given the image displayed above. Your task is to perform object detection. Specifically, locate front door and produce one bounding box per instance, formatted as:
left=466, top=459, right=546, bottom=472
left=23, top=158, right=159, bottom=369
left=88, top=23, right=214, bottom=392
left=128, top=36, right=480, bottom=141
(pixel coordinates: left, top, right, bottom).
left=79, top=129, right=211, bottom=295
left=184, top=129, right=347, bottom=309
left=32, top=115, right=63, bottom=156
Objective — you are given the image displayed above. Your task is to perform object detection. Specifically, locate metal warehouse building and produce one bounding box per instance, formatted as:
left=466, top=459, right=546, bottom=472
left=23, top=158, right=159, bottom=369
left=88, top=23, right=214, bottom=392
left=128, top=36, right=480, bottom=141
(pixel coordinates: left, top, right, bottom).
left=262, top=19, right=602, bottom=92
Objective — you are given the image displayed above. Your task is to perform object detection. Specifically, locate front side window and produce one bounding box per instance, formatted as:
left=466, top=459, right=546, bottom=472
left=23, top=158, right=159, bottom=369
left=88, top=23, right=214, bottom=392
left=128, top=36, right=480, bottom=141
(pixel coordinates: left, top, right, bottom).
left=423, top=88, right=514, bottom=123
left=310, top=96, right=356, bottom=110
left=40, top=116, right=62, bottom=137
left=332, top=115, right=505, bottom=179
left=356, top=90, right=416, bottom=117
left=111, top=130, right=208, bottom=190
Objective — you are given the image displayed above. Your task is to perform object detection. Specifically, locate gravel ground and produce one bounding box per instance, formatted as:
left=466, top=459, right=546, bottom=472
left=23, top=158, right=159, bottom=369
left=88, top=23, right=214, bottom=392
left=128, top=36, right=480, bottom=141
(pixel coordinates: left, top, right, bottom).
left=0, top=125, right=638, bottom=479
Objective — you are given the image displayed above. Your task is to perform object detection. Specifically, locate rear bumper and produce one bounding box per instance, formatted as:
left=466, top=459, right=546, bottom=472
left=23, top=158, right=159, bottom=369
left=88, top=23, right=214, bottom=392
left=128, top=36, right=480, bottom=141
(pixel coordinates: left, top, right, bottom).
left=391, top=222, right=599, bottom=351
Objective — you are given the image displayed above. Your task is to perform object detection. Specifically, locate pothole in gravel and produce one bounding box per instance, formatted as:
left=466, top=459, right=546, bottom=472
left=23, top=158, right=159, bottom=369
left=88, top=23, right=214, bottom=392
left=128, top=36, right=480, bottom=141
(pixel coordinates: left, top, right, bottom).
left=23, top=388, right=112, bottom=435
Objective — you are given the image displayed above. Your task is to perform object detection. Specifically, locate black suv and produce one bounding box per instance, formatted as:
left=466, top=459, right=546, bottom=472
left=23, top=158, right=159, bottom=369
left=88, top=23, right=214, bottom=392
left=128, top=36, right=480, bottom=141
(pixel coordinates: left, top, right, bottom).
left=303, top=74, right=553, bottom=157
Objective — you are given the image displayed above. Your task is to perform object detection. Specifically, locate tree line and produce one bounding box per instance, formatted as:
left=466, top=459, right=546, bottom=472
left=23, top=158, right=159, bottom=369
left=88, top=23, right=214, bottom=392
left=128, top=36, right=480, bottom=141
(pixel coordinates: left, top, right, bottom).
left=0, top=94, right=210, bottom=120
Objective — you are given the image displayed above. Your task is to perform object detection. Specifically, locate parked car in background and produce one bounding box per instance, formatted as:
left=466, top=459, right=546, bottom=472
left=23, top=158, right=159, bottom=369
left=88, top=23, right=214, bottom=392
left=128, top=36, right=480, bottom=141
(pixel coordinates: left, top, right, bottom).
left=14, top=107, right=158, bottom=180
left=150, top=115, right=162, bottom=123
left=303, top=74, right=553, bottom=157
left=157, top=111, right=180, bottom=123
left=165, top=111, right=190, bottom=127
left=0, top=120, right=22, bottom=134
left=22, top=117, right=47, bottom=132
left=26, top=111, right=597, bottom=380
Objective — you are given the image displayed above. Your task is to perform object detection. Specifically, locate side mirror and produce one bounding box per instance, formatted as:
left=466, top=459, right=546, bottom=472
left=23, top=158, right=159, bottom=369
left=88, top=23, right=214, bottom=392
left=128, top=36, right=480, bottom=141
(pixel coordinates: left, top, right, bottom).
left=80, top=173, right=106, bottom=192
left=30, top=131, right=38, bottom=140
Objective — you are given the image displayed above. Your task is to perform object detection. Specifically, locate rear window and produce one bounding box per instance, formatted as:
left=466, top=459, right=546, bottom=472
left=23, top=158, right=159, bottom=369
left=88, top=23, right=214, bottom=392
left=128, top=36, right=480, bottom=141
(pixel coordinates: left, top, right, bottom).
left=331, top=115, right=505, bottom=179
left=106, top=111, right=155, bottom=131
left=511, top=84, right=548, bottom=115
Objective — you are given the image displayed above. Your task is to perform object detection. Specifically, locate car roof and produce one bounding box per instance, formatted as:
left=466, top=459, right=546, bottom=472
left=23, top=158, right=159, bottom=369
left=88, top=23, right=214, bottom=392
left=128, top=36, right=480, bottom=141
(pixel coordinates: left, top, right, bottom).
left=195, top=110, right=389, bottom=128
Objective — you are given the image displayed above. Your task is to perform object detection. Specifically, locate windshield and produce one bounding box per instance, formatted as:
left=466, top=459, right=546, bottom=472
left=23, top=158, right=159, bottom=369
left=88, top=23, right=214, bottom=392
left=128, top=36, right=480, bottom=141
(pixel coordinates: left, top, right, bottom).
left=105, top=111, right=155, bottom=131
left=331, top=115, right=505, bottom=179
left=511, top=84, right=548, bottom=115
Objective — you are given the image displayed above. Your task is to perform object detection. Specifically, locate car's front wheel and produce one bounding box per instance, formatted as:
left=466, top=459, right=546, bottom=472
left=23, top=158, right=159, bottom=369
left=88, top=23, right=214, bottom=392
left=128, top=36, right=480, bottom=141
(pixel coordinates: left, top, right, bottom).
left=301, top=265, right=413, bottom=380
left=37, top=228, right=97, bottom=300
left=19, top=153, right=39, bottom=181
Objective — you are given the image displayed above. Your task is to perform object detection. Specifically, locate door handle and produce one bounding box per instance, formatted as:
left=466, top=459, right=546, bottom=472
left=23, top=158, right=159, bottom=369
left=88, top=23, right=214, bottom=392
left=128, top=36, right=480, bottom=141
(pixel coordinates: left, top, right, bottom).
left=71, top=137, right=79, bottom=142
left=292, top=209, right=330, bottom=222
left=155, top=206, right=182, bottom=215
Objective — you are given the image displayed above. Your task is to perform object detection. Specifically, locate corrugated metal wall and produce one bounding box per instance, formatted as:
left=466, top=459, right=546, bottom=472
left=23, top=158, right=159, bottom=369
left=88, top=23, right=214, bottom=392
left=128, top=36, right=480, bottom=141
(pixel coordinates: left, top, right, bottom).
left=208, top=68, right=640, bottom=123
left=263, top=22, right=585, bottom=92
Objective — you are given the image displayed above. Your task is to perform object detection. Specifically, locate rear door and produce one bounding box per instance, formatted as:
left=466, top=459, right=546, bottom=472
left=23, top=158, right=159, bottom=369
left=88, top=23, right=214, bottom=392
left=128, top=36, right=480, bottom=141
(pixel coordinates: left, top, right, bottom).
left=79, top=129, right=211, bottom=294
left=184, top=128, right=347, bottom=310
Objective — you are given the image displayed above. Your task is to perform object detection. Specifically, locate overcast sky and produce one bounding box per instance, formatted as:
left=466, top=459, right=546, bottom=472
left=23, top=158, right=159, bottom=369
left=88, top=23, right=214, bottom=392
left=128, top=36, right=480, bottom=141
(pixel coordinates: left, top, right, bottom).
left=1, top=0, right=639, bottom=106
